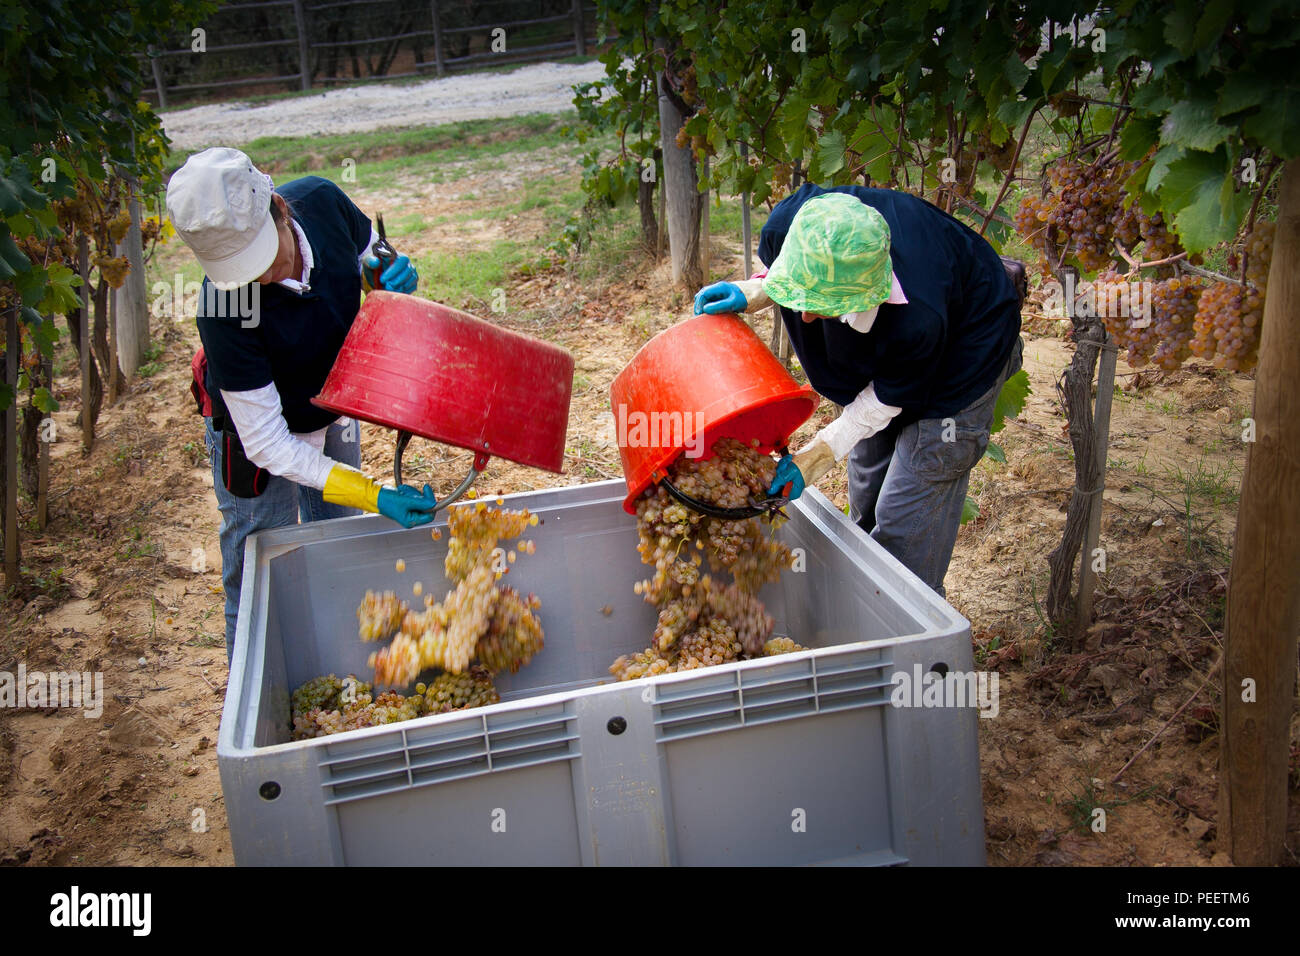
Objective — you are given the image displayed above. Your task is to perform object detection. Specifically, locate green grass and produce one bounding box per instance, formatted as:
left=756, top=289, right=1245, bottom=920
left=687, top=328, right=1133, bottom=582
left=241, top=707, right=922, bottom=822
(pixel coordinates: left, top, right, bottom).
left=1166, top=457, right=1241, bottom=508
left=136, top=342, right=166, bottom=378
left=414, top=238, right=528, bottom=310
left=1147, top=457, right=1241, bottom=565
left=168, top=112, right=583, bottom=178
left=1059, top=776, right=1154, bottom=835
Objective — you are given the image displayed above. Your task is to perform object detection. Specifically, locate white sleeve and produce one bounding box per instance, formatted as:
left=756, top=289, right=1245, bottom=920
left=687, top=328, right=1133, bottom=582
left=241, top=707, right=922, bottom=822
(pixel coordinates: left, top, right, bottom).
left=358, top=226, right=380, bottom=276
left=815, top=382, right=902, bottom=461
left=220, top=384, right=340, bottom=490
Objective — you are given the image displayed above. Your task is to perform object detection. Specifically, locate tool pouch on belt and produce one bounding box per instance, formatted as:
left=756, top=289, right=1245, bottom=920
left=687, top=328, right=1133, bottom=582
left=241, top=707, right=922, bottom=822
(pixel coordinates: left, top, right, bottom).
left=999, top=255, right=1028, bottom=311
left=217, top=420, right=270, bottom=498
left=191, top=348, right=269, bottom=498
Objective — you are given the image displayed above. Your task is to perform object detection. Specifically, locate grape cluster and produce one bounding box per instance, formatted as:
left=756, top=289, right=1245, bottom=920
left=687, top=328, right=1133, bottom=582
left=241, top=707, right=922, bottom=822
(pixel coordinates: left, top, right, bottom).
left=610, top=438, right=799, bottom=681
left=423, top=666, right=500, bottom=714
left=1190, top=221, right=1274, bottom=372
left=290, top=670, right=496, bottom=740
left=475, top=589, right=545, bottom=674
left=291, top=674, right=372, bottom=716
left=609, top=628, right=806, bottom=681
left=1095, top=273, right=1202, bottom=369
left=365, top=503, right=544, bottom=688
left=763, top=637, right=806, bottom=656
left=357, top=590, right=405, bottom=642
left=1046, top=160, right=1124, bottom=272
left=444, top=502, right=536, bottom=581
left=1014, top=156, right=1185, bottom=276
left=1148, top=277, right=1201, bottom=370
left=1110, top=202, right=1179, bottom=262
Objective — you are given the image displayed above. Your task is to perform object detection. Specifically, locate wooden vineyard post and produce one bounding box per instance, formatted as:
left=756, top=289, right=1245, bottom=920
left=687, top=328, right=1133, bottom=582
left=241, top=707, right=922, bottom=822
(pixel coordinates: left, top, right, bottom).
left=108, top=276, right=120, bottom=404
left=700, top=155, right=710, bottom=277
left=116, top=186, right=150, bottom=379
left=571, top=0, right=585, bottom=57
left=1220, top=162, right=1300, bottom=866
left=429, top=0, right=445, bottom=77
left=740, top=143, right=753, bottom=281
left=3, top=306, right=17, bottom=591
left=77, top=233, right=92, bottom=452
left=292, top=0, right=311, bottom=91
left=149, top=47, right=167, bottom=110
left=1077, top=334, right=1117, bottom=624
left=37, top=346, right=49, bottom=531
left=656, top=170, right=666, bottom=257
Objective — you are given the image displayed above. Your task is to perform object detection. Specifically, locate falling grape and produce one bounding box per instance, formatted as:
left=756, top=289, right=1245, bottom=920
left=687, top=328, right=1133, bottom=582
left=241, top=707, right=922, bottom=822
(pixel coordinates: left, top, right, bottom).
left=610, top=438, right=799, bottom=681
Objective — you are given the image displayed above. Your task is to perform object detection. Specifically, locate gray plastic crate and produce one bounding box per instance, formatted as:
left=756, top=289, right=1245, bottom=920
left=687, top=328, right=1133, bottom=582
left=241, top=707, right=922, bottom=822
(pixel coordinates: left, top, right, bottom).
left=217, top=479, right=985, bottom=865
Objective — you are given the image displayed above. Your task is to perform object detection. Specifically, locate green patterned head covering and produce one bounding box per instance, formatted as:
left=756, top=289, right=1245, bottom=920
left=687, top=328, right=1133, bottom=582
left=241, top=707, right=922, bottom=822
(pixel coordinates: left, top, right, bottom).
left=764, top=193, right=893, bottom=315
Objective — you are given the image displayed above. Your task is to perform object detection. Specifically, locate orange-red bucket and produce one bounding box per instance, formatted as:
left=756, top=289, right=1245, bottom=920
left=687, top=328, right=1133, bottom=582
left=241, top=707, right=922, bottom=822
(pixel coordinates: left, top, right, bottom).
left=610, top=313, right=818, bottom=514
left=313, top=292, right=573, bottom=473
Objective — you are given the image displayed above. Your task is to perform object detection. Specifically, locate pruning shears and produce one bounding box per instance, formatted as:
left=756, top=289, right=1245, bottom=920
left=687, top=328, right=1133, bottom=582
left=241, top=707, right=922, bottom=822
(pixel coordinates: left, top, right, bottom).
left=366, top=212, right=398, bottom=290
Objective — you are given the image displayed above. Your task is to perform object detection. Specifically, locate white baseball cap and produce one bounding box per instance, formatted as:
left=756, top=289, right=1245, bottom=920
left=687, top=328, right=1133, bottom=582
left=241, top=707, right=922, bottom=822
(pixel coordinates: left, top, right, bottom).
left=166, top=147, right=279, bottom=290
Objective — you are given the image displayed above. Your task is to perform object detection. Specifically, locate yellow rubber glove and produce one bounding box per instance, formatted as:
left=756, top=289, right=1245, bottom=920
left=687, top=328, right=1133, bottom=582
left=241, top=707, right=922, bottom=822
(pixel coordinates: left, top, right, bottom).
left=323, top=464, right=381, bottom=512
left=323, top=464, right=440, bottom=527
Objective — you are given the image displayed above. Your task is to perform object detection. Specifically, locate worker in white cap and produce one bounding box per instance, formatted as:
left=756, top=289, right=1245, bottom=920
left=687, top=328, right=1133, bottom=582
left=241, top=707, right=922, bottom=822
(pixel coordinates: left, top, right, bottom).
left=167, top=146, right=434, bottom=658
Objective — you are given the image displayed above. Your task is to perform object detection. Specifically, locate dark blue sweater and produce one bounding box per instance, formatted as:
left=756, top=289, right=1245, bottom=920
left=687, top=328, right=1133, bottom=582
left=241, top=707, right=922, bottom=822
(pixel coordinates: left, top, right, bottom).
left=758, top=184, right=1021, bottom=421
left=197, top=176, right=371, bottom=433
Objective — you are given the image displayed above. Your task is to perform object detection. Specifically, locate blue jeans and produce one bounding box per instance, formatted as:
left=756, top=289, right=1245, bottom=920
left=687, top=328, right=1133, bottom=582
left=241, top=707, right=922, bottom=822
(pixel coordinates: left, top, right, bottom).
left=848, top=337, right=1024, bottom=597
left=205, top=418, right=361, bottom=662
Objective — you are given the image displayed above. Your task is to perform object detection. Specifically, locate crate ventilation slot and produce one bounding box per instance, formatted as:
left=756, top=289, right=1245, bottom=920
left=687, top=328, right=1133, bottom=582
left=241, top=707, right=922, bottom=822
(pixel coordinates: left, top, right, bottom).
left=318, top=702, right=580, bottom=806
left=651, top=650, right=893, bottom=742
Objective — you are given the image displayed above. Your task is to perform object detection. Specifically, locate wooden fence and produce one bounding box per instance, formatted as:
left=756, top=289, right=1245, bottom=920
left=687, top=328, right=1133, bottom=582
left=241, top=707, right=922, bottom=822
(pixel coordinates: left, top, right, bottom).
left=144, top=0, right=601, bottom=108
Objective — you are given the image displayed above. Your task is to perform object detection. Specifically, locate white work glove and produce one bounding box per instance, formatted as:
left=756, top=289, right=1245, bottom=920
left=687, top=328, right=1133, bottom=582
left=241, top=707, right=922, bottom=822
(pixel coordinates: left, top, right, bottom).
left=816, top=382, right=902, bottom=461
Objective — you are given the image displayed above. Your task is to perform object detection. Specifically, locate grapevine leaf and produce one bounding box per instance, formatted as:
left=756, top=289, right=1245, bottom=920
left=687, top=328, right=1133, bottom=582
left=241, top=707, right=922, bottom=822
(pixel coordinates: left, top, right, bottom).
left=0, top=227, right=31, bottom=280
left=990, top=369, right=1031, bottom=435
left=1242, top=86, right=1300, bottom=159
left=1216, top=72, right=1270, bottom=118
left=1130, top=84, right=1174, bottom=114
left=1163, top=4, right=1198, bottom=56
left=1160, top=99, right=1231, bottom=152
left=809, top=129, right=846, bottom=182
left=1119, top=116, right=1160, bottom=161
left=1145, top=143, right=1185, bottom=193
left=0, top=383, right=14, bottom=414
left=1003, top=53, right=1029, bottom=92
left=27, top=312, right=59, bottom=357
left=31, top=386, right=58, bottom=414
left=1159, top=148, right=1248, bottom=252
left=0, top=166, right=44, bottom=217
left=36, top=262, right=81, bottom=317
left=1192, top=0, right=1235, bottom=52
left=984, top=440, right=1007, bottom=464
left=994, top=97, right=1035, bottom=133
left=15, top=263, right=47, bottom=306
left=961, top=495, right=979, bottom=525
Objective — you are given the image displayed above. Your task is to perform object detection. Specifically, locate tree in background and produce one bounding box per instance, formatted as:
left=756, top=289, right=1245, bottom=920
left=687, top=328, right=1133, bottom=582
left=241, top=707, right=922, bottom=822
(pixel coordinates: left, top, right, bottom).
left=1, top=0, right=214, bottom=587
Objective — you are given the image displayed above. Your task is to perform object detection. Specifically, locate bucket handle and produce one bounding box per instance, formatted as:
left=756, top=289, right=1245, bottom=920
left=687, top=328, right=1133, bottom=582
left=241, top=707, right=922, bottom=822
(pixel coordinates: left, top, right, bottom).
left=655, top=443, right=792, bottom=521
left=660, top=476, right=788, bottom=520
left=393, top=430, right=490, bottom=513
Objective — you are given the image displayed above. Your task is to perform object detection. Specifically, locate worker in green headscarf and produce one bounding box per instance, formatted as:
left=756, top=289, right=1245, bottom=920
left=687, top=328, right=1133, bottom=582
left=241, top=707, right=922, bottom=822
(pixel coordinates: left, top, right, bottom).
left=695, top=187, right=1023, bottom=595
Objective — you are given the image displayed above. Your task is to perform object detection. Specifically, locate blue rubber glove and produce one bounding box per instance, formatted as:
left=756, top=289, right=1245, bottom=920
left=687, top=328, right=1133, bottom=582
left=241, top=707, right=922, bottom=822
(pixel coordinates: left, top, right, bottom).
left=694, top=281, right=747, bottom=315
left=768, top=454, right=805, bottom=500
left=376, top=483, right=439, bottom=527
left=365, top=254, right=419, bottom=294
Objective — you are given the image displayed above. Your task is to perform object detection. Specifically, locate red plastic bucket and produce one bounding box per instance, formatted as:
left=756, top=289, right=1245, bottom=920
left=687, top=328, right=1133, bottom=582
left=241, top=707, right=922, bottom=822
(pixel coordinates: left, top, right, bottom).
left=610, top=313, right=818, bottom=514
left=313, top=292, right=573, bottom=473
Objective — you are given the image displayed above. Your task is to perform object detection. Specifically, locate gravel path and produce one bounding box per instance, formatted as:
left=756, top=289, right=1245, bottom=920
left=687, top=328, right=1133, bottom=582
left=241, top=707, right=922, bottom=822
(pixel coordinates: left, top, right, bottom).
left=161, top=60, right=607, bottom=151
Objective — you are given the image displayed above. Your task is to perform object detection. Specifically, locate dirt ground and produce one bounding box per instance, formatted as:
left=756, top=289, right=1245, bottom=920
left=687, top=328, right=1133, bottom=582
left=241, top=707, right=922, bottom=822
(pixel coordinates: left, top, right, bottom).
left=2, top=145, right=1297, bottom=867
